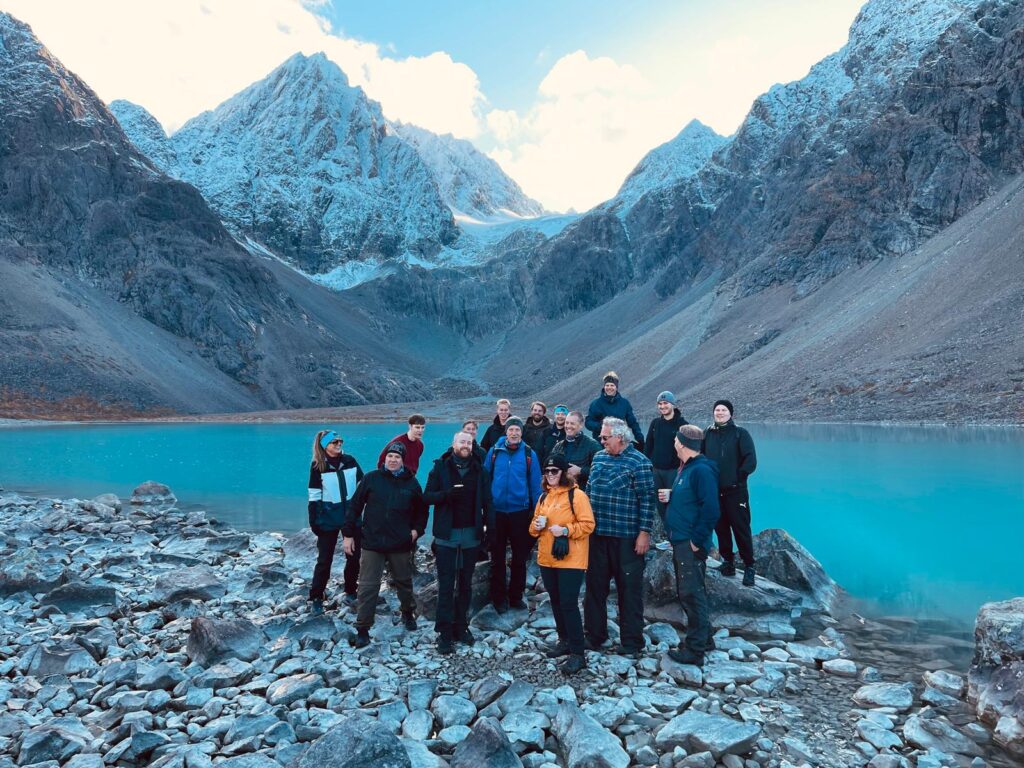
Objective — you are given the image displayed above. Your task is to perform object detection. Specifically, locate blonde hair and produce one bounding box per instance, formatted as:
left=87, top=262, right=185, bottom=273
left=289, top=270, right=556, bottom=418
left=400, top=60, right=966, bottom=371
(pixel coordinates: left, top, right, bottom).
left=496, top=398, right=511, bottom=407
left=312, top=430, right=331, bottom=473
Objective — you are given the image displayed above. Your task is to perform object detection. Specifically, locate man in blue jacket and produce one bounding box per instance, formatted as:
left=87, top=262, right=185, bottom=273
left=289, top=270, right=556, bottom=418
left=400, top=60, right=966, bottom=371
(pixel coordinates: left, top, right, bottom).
left=484, top=416, right=542, bottom=613
left=585, top=372, right=644, bottom=447
left=665, top=425, right=720, bottom=667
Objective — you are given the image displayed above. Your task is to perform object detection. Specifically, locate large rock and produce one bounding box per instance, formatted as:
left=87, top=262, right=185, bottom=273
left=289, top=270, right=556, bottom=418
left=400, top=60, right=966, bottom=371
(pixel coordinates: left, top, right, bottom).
left=903, top=714, right=983, bottom=757
left=853, top=683, right=915, bottom=712
left=0, top=547, right=66, bottom=596
left=752, top=528, right=841, bottom=612
left=267, top=673, right=323, bottom=706
left=282, top=529, right=319, bottom=573
left=193, top=658, right=256, bottom=690
left=431, top=695, right=477, bottom=730
left=187, top=617, right=266, bottom=666
left=131, top=481, right=176, bottom=505
left=41, top=582, right=118, bottom=614
left=298, top=715, right=411, bottom=768
left=450, top=718, right=522, bottom=768
left=153, top=566, right=226, bottom=604
left=17, top=717, right=92, bottom=766
left=654, top=710, right=761, bottom=759
left=551, top=703, right=630, bottom=768
left=27, top=641, right=100, bottom=677
left=969, top=598, right=1024, bottom=758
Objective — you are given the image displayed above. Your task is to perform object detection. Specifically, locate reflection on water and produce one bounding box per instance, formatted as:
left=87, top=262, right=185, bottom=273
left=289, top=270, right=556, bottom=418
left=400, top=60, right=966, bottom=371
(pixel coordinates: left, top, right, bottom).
left=0, top=420, right=1021, bottom=624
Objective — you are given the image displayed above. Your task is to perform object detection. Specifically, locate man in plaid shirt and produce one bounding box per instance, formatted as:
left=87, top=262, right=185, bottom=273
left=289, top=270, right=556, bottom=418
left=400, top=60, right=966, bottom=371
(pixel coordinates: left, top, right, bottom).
left=583, top=417, right=656, bottom=655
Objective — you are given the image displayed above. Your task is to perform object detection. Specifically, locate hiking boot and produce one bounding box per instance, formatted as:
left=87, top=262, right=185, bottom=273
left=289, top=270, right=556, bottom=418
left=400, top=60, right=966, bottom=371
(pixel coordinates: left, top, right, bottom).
left=546, top=639, right=571, bottom=658
left=437, top=634, right=455, bottom=655
left=402, top=612, right=418, bottom=631
left=718, top=559, right=737, bottom=577
left=310, top=599, right=324, bottom=616
left=668, top=648, right=705, bottom=667
left=742, top=564, right=756, bottom=587
left=508, top=598, right=527, bottom=611
left=560, top=654, right=586, bottom=675
left=584, top=636, right=605, bottom=652
left=347, top=628, right=370, bottom=648
left=614, top=644, right=643, bottom=658
left=343, top=592, right=357, bottom=607
left=455, top=629, right=476, bottom=646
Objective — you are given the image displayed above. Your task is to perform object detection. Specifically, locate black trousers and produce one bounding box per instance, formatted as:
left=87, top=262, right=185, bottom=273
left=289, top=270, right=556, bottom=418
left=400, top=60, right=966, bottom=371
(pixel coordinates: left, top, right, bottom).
left=673, top=541, right=712, bottom=655
left=435, top=543, right=479, bottom=638
left=310, top=529, right=360, bottom=600
left=343, top=530, right=361, bottom=595
left=583, top=534, right=646, bottom=651
left=716, top=485, right=754, bottom=566
left=489, top=510, right=535, bottom=605
left=541, top=566, right=585, bottom=654
left=310, top=530, right=338, bottom=600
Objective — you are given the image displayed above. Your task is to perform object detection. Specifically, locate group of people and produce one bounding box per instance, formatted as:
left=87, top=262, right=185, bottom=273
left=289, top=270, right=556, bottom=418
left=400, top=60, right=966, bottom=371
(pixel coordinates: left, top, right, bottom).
left=306, top=371, right=758, bottom=673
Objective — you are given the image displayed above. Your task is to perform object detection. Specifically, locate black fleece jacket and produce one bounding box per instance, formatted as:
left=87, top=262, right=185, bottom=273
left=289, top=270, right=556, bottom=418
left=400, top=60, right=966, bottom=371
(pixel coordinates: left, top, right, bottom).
left=343, top=467, right=428, bottom=553
left=702, top=420, right=757, bottom=489
left=644, top=408, right=689, bottom=470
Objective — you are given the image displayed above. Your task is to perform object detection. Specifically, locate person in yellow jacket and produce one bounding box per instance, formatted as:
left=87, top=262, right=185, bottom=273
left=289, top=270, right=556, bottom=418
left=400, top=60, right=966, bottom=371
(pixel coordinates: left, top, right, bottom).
left=529, top=455, right=596, bottom=675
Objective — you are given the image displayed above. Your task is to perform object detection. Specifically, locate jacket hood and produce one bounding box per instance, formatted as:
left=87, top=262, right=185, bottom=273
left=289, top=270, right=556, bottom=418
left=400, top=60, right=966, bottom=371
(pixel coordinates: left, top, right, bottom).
left=598, top=389, right=621, bottom=403
left=685, top=453, right=719, bottom=474
left=709, top=419, right=735, bottom=430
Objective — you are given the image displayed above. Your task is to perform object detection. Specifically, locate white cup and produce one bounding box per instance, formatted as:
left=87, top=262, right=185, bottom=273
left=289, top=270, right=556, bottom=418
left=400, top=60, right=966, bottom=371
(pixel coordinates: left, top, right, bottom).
left=658, top=488, right=671, bottom=503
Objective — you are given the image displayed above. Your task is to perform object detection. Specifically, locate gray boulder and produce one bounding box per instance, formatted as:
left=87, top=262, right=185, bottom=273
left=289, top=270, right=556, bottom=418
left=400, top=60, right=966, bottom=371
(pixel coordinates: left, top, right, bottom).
left=41, top=582, right=118, bottom=614
left=154, top=566, right=226, bottom=604
left=282, top=529, right=319, bottom=573
left=402, top=739, right=448, bottom=768
left=469, top=675, right=509, bottom=708
left=27, top=641, right=100, bottom=677
left=266, top=673, right=323, bottom=706
left=450, top=718, right=522, bottom=768
left=853, top=683, right=915, bottom=712
left=138, top=661, right=187, bottom=691
left=131, top=481, right=176, bottom=505
left=193, top=658, right=256, bottom=690
left=973, top=598, right=1024, bottom=667
left=471, top=604, right=529, bottom=633
left=752, top=528, right=841, bottom=612
left=969, top=598, right=1024, bottom=757
left=654, top=710, right=761, bottom=759
left=903, top=714, right=984, bottom=757
left=218, top=757, right=281, bottom=768
left=0, top=548, right=66, bottom=596
left=552, top=702, right=629, bottom=768
left=298, top=715, right=411, bottom=768
left=431, top=695, right=477, bottom=730
left=17, top=717, right=91, bottom=766
left=187, top=617, right=266, bottom=666
left=92, top=493, right=122, bottom=512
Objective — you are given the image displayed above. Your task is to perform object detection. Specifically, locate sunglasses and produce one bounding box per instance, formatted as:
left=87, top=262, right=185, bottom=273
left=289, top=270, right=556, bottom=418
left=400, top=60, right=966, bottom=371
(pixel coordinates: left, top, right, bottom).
left=329, top=439, right=343, bottom=445
left=544, top=468, right=562, bottom=475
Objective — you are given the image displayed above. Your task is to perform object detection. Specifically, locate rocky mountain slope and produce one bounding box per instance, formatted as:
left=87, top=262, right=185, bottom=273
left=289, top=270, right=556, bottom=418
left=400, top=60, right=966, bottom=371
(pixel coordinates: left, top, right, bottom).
left=392, top=122, right=546, bottom=221
left=0, top=14, right=454, bottom=416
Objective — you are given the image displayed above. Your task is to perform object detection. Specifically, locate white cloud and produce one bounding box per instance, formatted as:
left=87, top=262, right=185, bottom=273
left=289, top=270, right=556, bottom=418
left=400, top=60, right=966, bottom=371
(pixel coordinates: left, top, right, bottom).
left=0, top=0, right=484, bottom=137
left=487, top=51, right=693, bottom=213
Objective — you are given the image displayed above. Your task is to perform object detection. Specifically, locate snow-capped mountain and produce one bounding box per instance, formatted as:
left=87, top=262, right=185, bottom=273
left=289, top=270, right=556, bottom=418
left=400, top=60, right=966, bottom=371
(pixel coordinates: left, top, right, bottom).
left=606, top=119, right=727, bottom=213
left=392, top=122, right=546, bottom=221
left=114, top=53, right=459, bottom=277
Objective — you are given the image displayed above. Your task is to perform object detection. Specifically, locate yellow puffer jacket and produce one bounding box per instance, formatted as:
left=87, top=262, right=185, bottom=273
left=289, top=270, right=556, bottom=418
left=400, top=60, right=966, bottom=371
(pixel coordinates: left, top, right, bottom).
left=528, top=484, right=596, bottom=569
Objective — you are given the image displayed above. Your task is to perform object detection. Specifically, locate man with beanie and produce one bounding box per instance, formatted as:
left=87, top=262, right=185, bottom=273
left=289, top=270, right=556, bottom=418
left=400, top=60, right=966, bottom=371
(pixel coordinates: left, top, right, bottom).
left=703, top=400, right=758, bottom=586
left=343, top=442, right=428, bottom=648
left=541, top=404, right=570, bottom=461
left=665, top=425, right=720, bottom=666
left=484, top=416, right=543, bottom=612
left=644, top=391, right=688, bottom=547
left=585, top=372, right=644, bottom=448
left=424, top=432, right=494, bottom=654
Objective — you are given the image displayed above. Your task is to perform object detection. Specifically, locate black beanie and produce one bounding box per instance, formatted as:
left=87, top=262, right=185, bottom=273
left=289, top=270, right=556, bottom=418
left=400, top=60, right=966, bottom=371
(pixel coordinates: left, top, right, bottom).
left=603, top=373, right=619, bottom=385
left=384, top=441, right=406, bottom=457
left=676, top=427, right=703, bottom=452
left=714, top=399, right=734, bottom=416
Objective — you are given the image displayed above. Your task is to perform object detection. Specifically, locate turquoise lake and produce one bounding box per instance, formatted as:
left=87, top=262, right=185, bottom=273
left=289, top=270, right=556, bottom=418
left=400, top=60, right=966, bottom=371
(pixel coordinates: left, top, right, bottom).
left=1, top=421, right=1021, bottom=624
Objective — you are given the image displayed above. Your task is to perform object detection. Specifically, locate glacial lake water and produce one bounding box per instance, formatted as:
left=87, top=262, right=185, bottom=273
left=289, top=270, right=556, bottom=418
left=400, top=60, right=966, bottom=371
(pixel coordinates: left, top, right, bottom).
left=1, top=421, right=1021, bottom=624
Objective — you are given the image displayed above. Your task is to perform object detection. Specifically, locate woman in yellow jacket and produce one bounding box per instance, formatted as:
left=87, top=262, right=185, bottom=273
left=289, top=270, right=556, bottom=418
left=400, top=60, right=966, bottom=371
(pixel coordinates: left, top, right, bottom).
left=529, top=455, right=596, bottom=674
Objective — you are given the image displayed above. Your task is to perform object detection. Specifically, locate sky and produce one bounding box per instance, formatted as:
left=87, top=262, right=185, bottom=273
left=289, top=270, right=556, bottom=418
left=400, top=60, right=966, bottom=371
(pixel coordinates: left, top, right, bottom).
left=1, top=0, right=866, bottom=212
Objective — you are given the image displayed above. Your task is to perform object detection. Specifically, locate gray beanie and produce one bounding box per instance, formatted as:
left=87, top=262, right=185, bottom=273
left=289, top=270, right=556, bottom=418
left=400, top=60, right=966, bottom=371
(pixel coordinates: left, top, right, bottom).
left=505, top=416, right=525, bottom=432
left=657, top=391, right=676, bottom=405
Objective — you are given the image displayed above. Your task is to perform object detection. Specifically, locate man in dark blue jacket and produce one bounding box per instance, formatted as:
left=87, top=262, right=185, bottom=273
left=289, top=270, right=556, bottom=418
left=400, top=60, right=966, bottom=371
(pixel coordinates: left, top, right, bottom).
left=484, top=417, right=542, bottom=612
left=664, top=425, right=720, bottom=667
left=585, top=372, right=644, bottom=447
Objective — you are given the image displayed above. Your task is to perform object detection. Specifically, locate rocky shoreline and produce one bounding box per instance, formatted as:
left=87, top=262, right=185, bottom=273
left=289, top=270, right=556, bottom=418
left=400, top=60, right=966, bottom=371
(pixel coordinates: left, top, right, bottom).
left=0, top=483, right=1020, bottom=768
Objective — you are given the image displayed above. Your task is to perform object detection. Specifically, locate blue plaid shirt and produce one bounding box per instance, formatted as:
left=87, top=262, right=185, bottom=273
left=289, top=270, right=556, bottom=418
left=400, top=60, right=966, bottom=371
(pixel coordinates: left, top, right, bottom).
left=587, top=445, right=656, bottom=538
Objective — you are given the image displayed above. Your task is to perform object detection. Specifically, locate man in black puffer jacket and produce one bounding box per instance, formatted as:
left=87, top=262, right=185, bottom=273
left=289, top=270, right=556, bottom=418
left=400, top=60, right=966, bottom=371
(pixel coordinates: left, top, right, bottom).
left=585, top=372, right=644, bottom=448
left=343, top=443, right=428, bottom=647
left=702, top=400, right=758, bottom=586
left=423, top=431, right=494, bottom=654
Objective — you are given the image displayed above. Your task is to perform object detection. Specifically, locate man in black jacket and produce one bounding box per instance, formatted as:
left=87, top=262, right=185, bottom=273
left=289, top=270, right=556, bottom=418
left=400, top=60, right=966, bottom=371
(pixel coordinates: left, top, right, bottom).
left=549, top=411, right=601, bottom=490
left=585, top=372, right=644, bottom=447
left=523, top=401, right=551, bottom=454
left=481, top=398, right=512, bottom=451
left=343, top=443, right=428, bottom=647
left=702, top=400, right=758, bottom=586
left=541, top=404, right=569, bottom=462
left=423, top=431, right=494, bottom=654
left=644, top=391, right=688, bottom=546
